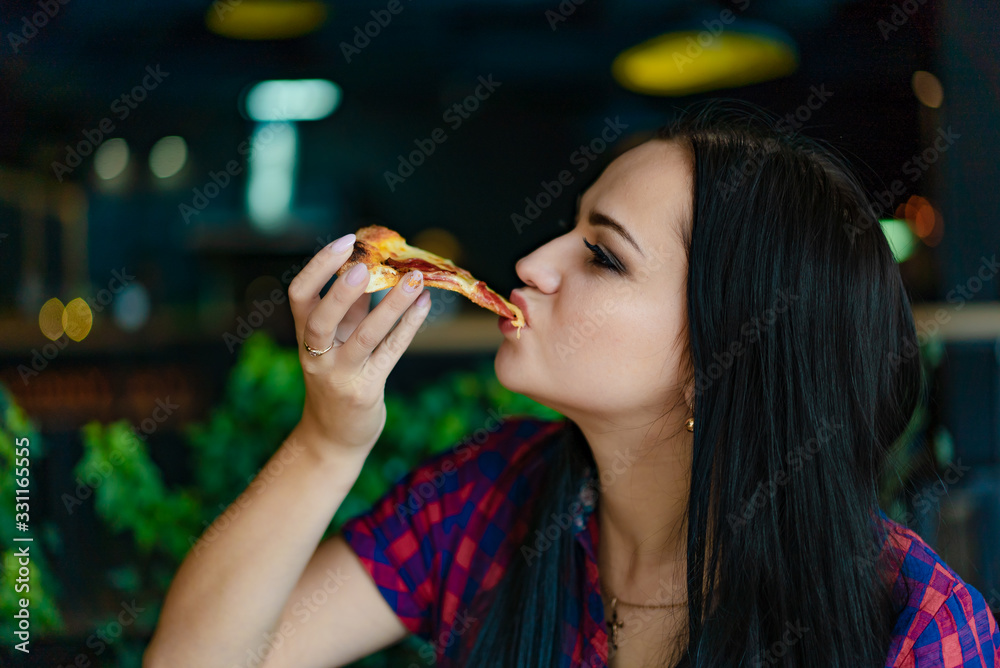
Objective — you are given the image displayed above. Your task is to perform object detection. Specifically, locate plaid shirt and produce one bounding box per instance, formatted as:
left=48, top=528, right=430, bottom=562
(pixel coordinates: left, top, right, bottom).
left=339, top=416, right=999, bottom=667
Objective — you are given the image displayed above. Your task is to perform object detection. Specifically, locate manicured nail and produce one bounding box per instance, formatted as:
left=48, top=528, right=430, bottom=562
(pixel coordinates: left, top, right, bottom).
left=346, top=263, right=368, bottom=286
left=416, top=290, right=431, bottom=307
left=403, top=270, right=422, bottom=292
left=328, top=233, right=356, bottom=254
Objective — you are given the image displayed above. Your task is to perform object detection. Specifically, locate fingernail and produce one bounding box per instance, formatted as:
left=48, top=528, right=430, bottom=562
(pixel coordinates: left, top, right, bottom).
left=346, top=263, right=368, bottom=286
left=403, top=270, right=422, bottom=292
left=328, top=233, right=356, bottom=254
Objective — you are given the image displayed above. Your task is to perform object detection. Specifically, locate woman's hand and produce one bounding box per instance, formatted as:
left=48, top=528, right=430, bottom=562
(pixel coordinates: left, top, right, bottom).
left=288, top=233, right=431, bottom=457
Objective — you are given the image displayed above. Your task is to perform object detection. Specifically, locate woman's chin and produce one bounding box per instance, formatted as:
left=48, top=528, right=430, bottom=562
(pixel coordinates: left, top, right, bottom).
left=493, top=350, right=524, bottom=387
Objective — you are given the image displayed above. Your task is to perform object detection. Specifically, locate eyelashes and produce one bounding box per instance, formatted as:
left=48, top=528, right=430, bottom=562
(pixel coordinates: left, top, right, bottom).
left=555, top=218, right=624, bottom=274
left=583, top=238, right=624, bottom=273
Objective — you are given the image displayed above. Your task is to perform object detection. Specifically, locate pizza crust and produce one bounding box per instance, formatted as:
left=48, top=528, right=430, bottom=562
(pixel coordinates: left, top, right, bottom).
left=336, top=225, right=526, bottom=338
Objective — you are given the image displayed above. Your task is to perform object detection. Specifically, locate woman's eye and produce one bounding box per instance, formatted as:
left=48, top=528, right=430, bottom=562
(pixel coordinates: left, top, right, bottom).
left=583, top=238, right=623, bottom=274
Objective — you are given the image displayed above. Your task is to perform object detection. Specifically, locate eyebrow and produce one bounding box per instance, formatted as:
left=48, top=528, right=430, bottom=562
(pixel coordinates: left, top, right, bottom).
left=573, top=193, right=646, bottom=258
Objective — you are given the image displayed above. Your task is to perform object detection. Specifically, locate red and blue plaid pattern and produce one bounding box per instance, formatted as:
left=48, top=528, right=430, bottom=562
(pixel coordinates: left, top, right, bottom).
left=339, top=416, right=1000, bottom=667
left=883, top=519, right=999, bottom=667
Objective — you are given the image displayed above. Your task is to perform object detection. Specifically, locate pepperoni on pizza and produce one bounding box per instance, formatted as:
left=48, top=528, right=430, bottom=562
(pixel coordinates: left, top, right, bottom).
left=335, top=225, right=526, bottom=338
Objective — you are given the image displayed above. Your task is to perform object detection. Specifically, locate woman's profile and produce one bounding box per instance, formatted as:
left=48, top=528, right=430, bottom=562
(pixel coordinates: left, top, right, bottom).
left=144, top=99, right=1000, bottom=668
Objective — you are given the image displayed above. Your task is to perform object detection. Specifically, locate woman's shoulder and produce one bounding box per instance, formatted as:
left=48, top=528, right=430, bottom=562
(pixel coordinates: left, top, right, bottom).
left=404, top=413, right=567, bottom=493
left=880, top=516, right=1000, bottom=666
left=335, top=413, right=567, bottom=641
left=345, top=413, right=567, bottom=535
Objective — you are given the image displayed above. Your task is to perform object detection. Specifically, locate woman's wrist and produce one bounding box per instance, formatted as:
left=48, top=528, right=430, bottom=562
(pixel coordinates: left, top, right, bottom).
left=288, top=419, right=369, bottom=477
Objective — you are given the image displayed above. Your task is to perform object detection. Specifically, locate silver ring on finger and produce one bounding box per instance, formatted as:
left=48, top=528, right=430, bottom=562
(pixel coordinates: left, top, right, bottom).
left=304, top=340, right=336, bottom=357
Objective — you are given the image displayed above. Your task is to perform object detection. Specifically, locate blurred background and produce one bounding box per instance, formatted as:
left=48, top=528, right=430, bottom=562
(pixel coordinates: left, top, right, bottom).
left=0, top=0, right=998, bottom=665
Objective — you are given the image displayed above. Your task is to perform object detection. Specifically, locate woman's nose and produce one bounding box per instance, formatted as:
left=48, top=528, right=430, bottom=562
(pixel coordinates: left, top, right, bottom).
left=515, top=245, right=558, bottom=293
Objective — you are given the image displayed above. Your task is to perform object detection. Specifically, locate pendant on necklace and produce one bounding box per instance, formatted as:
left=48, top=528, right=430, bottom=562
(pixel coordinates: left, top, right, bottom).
left=606, top=597, right=624, bottom=652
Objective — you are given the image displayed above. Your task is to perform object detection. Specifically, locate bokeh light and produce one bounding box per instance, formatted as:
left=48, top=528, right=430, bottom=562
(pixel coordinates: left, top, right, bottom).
left=39, top=297, right=65, bottom=340
left=149, top=136, right=188, bottom=178
left=94, top=138, right=130, bottom=180
left=205, top=0, right=327, bottom=40
left=245, top=79, right=341, bottom=121
left=912, top=70, right=944, bottom=108
left=62, top=297, right=94, bottom=341
left=113, top=283, right=151, bottom=332
left=612, top=28, right=798, bottom=96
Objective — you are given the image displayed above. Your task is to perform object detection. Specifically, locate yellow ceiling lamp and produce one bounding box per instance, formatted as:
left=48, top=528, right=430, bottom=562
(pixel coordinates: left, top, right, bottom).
left=206, top=0, right=328, bottom=40
left=613, top=25, right=798, bottom=96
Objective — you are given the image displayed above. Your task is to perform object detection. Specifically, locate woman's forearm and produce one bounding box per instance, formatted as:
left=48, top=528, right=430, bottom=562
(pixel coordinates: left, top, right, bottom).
left=144, top=425, right=368, bottom=667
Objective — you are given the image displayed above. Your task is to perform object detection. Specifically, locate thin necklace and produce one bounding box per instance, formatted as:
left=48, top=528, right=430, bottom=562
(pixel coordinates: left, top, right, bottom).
left=601, top=581, right=687, bottom=653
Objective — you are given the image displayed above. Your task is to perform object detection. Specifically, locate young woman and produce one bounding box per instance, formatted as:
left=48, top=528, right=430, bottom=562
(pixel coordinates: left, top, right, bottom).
left=145, top=100, right=999, bottom=668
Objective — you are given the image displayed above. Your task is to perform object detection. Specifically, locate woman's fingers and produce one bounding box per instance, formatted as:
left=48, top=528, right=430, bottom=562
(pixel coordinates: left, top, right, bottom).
left=287, top=232, right=430, bottom=383
left=336, top=270, right=426, bottom=377
left=287, top=234, right=358, bottom=344
left=365, top=289, right=432, bottom=384
left=298, top=262, right=372, bottom=362
left=336, top=290, right=373, bottom=345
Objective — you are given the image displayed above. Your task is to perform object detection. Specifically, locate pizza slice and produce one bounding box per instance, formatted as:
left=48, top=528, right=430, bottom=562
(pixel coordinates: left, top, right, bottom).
left=335, top=225, right=526, bottom=339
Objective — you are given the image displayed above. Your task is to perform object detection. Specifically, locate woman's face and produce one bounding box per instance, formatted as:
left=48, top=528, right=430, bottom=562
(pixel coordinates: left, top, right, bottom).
left=495, top=138, right=694, bottom=423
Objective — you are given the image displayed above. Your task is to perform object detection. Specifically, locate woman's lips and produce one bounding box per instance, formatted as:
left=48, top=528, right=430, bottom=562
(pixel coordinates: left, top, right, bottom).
left=509, top=290, right=530, bottom=326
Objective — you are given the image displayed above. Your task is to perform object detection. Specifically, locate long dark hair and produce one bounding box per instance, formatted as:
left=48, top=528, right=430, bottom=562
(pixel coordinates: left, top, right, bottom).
left=459, top=98, right=924, bottom=667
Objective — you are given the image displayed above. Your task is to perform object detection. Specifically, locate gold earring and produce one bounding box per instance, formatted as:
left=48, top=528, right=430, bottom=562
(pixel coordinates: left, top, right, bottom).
left=685, top=417, right=694, bottom=432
